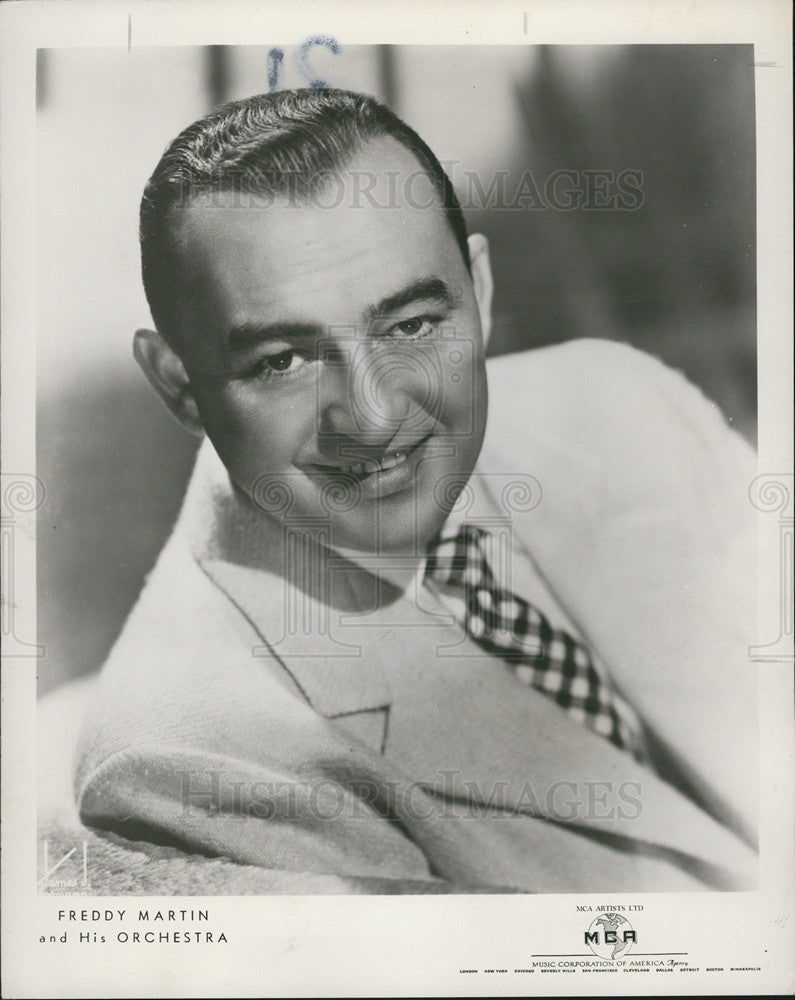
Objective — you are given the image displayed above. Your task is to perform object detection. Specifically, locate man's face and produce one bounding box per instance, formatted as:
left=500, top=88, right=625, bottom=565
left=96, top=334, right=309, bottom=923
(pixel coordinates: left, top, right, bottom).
left=170, top=137, right=489, bottom=552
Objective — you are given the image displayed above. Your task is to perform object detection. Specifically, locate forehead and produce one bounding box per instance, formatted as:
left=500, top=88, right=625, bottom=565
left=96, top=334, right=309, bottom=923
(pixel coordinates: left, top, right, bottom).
left=173, top=137, right=465, bottom=331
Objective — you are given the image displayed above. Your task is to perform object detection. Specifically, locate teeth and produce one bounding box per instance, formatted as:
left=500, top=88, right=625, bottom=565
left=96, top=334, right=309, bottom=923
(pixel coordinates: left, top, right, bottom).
left=345, top=450, right=408, bottom=476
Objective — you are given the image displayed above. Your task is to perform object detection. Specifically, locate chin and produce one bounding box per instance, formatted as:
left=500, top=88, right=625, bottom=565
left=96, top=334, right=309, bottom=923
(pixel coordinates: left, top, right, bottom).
left=332, top=503, right=446, bottom=555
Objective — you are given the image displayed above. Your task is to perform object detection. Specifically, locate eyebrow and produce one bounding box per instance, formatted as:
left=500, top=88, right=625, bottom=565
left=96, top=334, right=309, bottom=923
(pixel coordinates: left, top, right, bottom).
left=226, top=277, right=457, bottom=352
left=363, top=277, right=457, bottom=323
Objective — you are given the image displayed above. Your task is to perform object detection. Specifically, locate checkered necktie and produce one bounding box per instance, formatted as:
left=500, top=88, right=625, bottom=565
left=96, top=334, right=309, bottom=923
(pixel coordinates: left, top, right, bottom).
left=424, top=524, right=646, bottom=759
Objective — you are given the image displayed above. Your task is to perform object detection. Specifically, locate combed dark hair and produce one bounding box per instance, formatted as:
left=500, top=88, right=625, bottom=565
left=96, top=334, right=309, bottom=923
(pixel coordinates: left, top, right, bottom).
left=140, top=88, right=470, bottom=346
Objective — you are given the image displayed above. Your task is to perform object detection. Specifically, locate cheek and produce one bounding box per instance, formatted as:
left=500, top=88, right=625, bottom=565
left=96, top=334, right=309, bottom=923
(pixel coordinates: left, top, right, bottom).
left=438, top=352, right=487, bottom=440
left=196, top=386, right=313, bottom=472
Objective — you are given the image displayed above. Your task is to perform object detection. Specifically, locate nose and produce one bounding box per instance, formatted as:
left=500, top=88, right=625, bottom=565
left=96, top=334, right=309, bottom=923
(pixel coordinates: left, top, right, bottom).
left=317, top=342, right=423, bottom=449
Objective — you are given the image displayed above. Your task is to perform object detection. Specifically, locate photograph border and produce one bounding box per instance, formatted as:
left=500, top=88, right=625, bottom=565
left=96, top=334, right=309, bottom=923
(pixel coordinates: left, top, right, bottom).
left=2, top=2, right=792, bottom=997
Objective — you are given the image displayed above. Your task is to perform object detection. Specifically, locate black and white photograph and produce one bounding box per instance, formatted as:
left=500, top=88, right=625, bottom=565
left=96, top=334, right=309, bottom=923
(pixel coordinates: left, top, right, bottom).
left=2, top=1, right=792, bottom=996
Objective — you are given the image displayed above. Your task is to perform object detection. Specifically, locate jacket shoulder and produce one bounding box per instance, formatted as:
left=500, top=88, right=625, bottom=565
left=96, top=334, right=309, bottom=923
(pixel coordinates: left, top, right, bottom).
left=487, top=337, right=720, bottom=429
left=484, top=338, right=754, bottom=488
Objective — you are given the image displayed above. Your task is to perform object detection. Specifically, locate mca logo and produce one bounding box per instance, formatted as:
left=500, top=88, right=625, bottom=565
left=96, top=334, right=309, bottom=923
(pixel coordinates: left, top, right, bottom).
left=584, top=912, right=637, bottom=960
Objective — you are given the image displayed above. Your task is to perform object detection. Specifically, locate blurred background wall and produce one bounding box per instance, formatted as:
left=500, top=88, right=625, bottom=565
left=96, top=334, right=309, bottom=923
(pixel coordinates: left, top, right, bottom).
left=37, top=43, right=756, bottom=693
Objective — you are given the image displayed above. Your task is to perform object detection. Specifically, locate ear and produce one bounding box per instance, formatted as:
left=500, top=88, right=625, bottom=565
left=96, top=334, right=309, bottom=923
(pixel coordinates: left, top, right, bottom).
left=467, top=233, right=493, bottom=349
left=133, top=328, right=204, bottom=436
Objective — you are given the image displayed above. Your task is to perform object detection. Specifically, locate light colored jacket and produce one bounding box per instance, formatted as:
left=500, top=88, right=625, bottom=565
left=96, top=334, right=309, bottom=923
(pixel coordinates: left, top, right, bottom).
left=73, top=340, right=759, bottom=892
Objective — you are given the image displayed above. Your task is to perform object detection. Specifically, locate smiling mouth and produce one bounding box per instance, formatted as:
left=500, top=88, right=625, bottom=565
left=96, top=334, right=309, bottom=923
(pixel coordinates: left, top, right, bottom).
left=311, top=435, right=431, bottom=478
left=342, top=449, right=410, bottom=475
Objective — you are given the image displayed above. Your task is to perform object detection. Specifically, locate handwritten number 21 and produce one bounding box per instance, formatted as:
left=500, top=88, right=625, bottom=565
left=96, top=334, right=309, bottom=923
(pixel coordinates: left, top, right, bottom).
left=267, top=35, right=342, bottom=92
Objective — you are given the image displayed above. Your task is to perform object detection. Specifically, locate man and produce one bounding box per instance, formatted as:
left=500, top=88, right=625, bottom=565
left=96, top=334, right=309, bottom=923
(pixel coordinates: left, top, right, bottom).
left=70, top=88, right=757, bottom=892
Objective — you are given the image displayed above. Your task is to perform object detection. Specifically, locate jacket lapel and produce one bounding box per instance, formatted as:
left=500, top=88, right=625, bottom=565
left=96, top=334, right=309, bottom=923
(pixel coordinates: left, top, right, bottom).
left=183, top=441, right=394, bottom=718
left=199, top=555, right=394, bottom=718
left=378, top=623, right=755, bottom=881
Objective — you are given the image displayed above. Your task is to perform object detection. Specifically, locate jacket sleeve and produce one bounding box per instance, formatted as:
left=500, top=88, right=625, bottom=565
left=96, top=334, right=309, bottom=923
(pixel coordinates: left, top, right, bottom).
left=77, top=740, right=442, bottom=884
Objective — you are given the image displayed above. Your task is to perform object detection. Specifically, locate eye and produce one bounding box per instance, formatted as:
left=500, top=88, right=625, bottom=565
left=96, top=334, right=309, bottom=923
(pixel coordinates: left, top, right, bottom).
left=259, top=349, right=307, bottom=375
left=393, top=316, right=435, bottom=339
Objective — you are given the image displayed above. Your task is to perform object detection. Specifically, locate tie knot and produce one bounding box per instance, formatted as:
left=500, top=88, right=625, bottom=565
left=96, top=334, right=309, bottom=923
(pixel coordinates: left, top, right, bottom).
left=424, top=524, right=493, bottom=589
